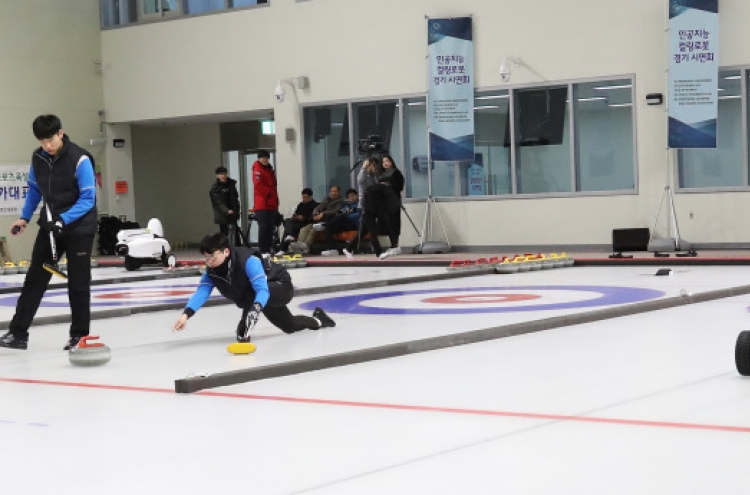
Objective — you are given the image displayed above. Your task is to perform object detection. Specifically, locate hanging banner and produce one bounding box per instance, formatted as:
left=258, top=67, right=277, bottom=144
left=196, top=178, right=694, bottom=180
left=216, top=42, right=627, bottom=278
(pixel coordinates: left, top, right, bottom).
left=427, top=17, right=474, bottom=161
left=0, top=165, right=31, bottom=217
left=667, top=0, right=719, bottom=148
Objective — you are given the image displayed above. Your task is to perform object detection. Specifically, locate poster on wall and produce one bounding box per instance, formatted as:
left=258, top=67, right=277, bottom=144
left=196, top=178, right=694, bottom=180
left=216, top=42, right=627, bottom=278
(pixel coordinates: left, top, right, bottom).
left=467, top=153, right=485, bottom=196
left=0, top=165, right=30, bottom=217
left=667, top=0, right=719, bottom=148
left=427, top=16, right=475, bottom=161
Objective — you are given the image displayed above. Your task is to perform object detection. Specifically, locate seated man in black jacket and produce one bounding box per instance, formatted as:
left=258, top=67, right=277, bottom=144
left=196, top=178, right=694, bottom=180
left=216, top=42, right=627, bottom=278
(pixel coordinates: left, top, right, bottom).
left=276, top=188, right=318, bottom=255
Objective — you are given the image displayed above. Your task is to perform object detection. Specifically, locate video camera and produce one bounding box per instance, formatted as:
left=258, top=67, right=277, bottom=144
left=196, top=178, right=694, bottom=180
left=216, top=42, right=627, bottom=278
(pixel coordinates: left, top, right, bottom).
left=356, top=135, right=386, bottom=156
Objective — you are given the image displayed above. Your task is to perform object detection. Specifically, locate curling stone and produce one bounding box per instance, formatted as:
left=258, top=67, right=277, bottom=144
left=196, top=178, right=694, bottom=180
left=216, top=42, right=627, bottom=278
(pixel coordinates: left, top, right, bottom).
left=287, top=254, right=307, bottom=268
left=16, top=261, right=30, bottom=274
left=736, top=331, right=750, bottom=376
left=496, top=260, right=519, bottom=274
left=69, top=335, right=111, bottom=366
left=3, top=262, right=18, bottom=274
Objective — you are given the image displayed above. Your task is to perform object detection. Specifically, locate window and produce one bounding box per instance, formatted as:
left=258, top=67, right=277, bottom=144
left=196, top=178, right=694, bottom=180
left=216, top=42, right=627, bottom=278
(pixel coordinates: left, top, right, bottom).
left=402, top=97, right=428, bottom=199
left=513, top=85, right=572, bottom=194
left=183, top=0, right=225, bottom=15
left=100, top=0, right=138, bottom=27
left=302, top=76, right=636, bottom=201
left=141, top=0, right=180, bottom=18
left=473, top=91, right=511, bottom=195
left=303, top=104, right=350, bottom=200
left=100, top=0, right=268, bottom=28
left=678, top=69, right=745, bottom=189
left=574, top=79, right=636, bottom=192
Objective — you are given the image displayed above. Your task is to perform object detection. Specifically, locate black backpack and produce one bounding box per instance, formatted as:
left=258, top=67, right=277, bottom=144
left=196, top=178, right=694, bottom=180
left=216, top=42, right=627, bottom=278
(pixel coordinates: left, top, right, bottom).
left=251, top=250, right=291, bottom=285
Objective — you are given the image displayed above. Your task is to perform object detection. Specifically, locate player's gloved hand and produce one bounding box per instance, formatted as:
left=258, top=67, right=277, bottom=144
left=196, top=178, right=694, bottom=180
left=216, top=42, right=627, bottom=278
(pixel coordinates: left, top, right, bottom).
left=237, top=302, right=263, bottom=342
left=42, top=218, right=64, bottom=235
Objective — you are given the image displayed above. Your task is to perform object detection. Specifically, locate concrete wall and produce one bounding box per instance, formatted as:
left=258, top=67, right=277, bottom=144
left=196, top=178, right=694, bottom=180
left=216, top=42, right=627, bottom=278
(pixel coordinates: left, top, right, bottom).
left=0, top=0, right=103, bottom=258
left=97, top=0, right=750, bottom=249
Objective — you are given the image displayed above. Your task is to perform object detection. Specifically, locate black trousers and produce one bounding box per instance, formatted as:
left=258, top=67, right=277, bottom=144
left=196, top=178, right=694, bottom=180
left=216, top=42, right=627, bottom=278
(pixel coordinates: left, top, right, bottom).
left=9, top=230, right=94, bottom=339
left=254, top=209, right=277, bottom=254
left=240, top=280, right=319, bottom=334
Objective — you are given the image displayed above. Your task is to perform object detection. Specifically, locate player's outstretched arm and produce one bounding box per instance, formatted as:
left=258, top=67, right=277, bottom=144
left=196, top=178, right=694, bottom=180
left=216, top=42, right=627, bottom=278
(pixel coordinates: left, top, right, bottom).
left=173, top=313, right=189, bottom=332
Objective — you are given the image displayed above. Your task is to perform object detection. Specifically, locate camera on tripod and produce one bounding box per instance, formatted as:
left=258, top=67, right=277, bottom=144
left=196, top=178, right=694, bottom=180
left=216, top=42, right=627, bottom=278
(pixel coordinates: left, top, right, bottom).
left=356, top=135, right=385, bottom=156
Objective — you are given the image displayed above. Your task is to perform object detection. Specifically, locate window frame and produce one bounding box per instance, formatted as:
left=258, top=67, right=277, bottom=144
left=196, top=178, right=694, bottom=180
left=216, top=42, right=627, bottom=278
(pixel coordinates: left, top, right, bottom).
left=302, top=74, right=637, bottom=204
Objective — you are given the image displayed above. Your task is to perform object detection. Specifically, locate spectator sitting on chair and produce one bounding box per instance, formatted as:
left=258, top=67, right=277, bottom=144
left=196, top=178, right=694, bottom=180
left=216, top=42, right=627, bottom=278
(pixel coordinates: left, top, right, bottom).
left=313, top=188, right=360, bottom=256
left=294, top=186, right=344, bottom=253
left=276, top=188, right=318, bottom=256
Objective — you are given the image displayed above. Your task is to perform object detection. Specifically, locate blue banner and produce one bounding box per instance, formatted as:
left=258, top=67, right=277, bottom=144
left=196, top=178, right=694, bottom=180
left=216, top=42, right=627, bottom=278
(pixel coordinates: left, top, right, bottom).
left=427, top=17, right=475, bottom=161
left=668, top=0, right=719, bottom=148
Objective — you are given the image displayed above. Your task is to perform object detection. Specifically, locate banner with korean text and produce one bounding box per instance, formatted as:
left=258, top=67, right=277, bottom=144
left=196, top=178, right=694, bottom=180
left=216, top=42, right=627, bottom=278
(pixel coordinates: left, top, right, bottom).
left=0, top=165, right=30, bottom=217
left=668, top=0, right=719, bottom=148
left=427, top=17, right=474, bottom=161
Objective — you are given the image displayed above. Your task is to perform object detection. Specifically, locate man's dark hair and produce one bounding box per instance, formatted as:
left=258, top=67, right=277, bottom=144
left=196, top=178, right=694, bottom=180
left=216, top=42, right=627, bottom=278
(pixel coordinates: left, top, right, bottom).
left=215, top=166, right=228, bottom=174
left=301, top=187, right=313, bottom=196
left=32, top=115, right=62, bottom=140
left=257, top=149, right=270, bottom=159
left=345, top=188, right=357, bottom=197
left=199, top=233, right=230, bottom=254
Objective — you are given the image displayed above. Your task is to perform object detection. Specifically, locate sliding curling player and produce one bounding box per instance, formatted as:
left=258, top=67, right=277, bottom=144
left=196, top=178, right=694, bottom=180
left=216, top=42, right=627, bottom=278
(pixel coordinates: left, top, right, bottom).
left=172, top=233, right=336, bottom=354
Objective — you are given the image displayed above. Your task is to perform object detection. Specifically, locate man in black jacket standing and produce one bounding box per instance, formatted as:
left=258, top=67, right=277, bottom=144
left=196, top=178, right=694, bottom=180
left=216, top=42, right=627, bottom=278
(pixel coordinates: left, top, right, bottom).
left=1, top=114, right=97, bottom=351
left=209, top=166, right=243, bottom=246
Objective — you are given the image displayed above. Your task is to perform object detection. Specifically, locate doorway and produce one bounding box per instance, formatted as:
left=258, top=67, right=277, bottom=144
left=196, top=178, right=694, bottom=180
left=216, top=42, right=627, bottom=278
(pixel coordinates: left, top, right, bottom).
left=224, top=149, right=277, bottom=246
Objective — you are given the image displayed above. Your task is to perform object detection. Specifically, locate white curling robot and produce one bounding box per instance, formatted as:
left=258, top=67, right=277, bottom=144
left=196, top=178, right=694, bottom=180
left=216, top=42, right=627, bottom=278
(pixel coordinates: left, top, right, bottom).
left=115, top=218, right=177, bottom=271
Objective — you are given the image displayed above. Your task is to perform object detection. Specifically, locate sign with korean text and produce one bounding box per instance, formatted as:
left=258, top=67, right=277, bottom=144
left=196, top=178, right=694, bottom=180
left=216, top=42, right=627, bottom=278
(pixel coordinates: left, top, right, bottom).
left=468, top=153, right=485, bottom=195
left=0, top=165, right=31, bottom=217
left=427, top=17, right=475, bottom=161
left=668, top=0, right=719, bottom=148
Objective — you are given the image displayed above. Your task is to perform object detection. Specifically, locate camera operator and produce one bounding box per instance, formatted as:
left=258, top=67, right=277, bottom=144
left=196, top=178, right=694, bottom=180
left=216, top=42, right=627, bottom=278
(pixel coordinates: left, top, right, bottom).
left=343, top=157, right=381, bottom=259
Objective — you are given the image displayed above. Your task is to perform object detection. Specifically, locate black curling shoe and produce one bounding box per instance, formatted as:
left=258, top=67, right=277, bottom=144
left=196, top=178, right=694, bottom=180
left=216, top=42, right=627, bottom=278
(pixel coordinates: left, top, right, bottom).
left=313, top=307, right=336, bottom=328
left=0, top=331, right=28, bottom=350
left=64, top=336, right=82, bottom=351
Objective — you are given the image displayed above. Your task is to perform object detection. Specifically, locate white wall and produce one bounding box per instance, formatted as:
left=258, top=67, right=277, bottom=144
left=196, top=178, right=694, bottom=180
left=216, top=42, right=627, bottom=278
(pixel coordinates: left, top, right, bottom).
left=99, top=0, right=750, bottom=249
left=0, top=0, right=103, bottom=259
left=130, top=124, right=222, bottom=243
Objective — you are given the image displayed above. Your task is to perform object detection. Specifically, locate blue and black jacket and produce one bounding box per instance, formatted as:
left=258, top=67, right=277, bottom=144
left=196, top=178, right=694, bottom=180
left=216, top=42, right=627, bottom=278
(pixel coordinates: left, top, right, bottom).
left=22, top=135, right=97, bottom=236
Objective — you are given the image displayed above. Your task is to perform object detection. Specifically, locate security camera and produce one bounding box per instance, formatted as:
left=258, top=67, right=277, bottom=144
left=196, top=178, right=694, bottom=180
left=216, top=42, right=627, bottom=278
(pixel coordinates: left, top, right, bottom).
left=274, top=82, right=285, bottom=102
left=499, top=59, right=512, bottom=83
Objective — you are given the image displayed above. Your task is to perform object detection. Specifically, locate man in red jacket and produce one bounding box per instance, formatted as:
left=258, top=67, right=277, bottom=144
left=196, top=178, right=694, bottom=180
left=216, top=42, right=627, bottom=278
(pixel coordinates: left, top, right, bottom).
left=252, top=149, right=279, bottom=254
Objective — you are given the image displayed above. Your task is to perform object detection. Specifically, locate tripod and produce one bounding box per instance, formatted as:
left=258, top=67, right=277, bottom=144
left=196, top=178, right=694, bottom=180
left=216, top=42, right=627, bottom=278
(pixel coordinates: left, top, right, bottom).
left=226, top=222, right=248, bottom=248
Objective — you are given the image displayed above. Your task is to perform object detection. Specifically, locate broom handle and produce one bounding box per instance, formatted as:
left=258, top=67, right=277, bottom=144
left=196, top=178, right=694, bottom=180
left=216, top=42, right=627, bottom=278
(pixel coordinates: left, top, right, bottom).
left=45, top=204, right=58, bottom=263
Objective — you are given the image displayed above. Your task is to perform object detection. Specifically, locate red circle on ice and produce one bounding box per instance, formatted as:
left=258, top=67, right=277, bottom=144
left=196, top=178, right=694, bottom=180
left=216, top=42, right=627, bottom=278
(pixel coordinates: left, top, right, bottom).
left=422, top=293, right=541, bottom=304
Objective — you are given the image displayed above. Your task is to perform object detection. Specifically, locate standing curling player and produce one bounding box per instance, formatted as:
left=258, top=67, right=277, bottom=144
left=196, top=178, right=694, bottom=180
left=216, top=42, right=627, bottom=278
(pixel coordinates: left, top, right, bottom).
left=0, top=114, right=97, bottom=351
left=172, top=233, right=335, bottom=341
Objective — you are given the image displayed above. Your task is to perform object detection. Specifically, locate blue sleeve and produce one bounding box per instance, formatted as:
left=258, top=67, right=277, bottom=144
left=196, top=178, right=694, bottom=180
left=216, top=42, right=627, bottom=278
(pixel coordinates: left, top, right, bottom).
left=20, top=165, right=41, bottom=221
left=184, top=273, right=215, bottom=313
left=246, top=256, right=270, bottom=307
left=60, top=156, right=96, bottom=225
